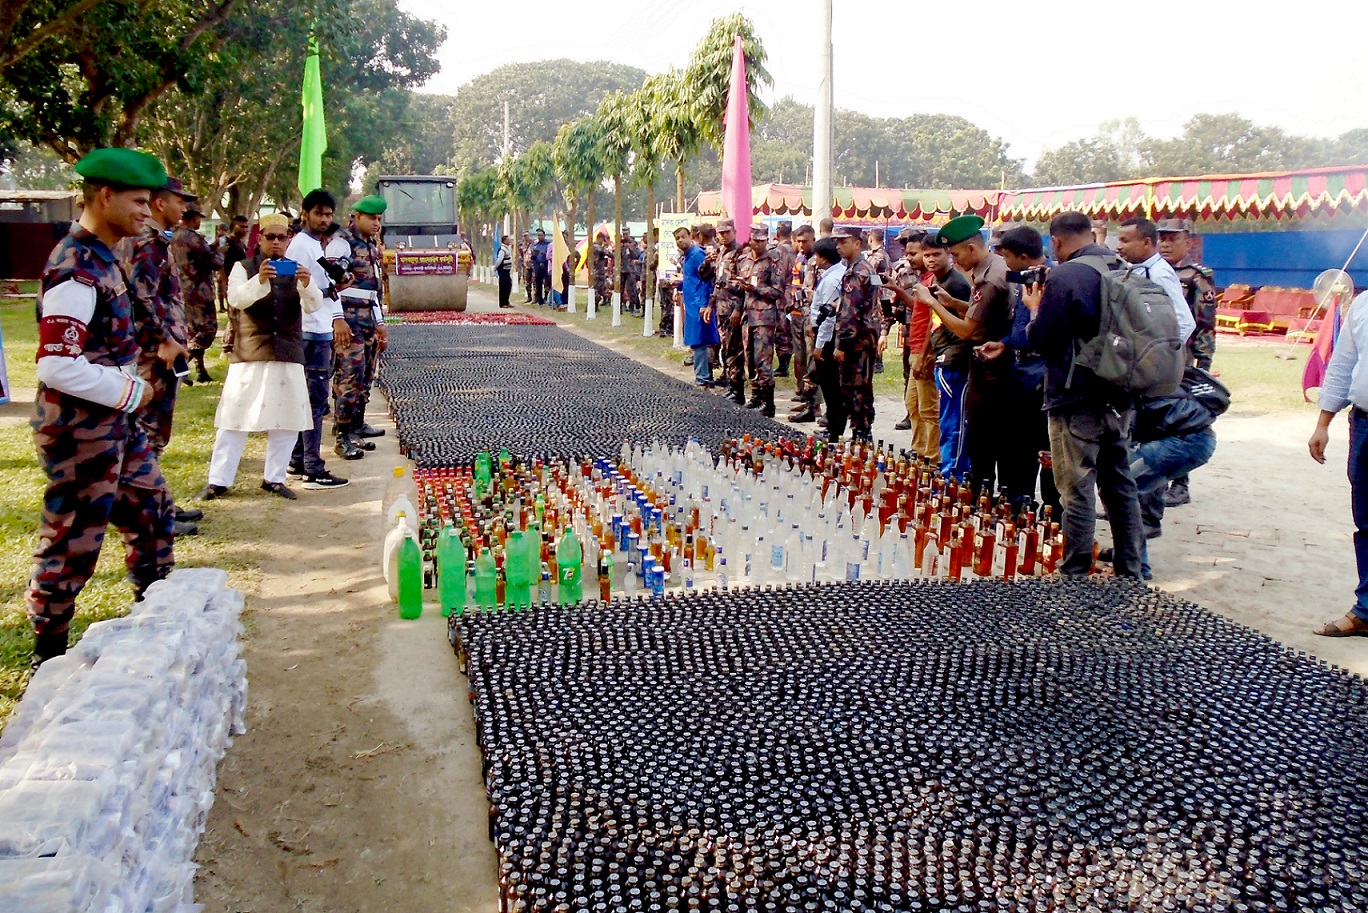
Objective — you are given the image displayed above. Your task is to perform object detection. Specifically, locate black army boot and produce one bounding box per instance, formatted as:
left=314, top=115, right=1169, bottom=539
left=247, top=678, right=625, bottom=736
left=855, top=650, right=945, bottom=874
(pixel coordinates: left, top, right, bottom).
left=745, top=386, right=766, bottom=409
left=787, top=401, right=816, bottom=423
left=775, top=354, right=791, bottom=377
left=192, top=349, right=213, bottom=383
left=727, top=381, right=746, bottom=405
left=346, top=421, right=376, bottom=451
left=760, top=386, right=776, bottom=418
left=334, top=430, right=364, bottom=461
left=32, top=628, right=68, bottom=668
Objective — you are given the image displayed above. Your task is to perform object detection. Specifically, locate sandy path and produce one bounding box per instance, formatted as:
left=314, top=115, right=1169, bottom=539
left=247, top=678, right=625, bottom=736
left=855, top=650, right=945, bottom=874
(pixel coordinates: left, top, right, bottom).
left=195, top=281, right=1366, bottom=912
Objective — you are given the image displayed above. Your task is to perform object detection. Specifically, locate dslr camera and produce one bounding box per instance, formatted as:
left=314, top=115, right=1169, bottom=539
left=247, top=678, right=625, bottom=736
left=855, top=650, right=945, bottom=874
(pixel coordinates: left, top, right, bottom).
left=1007, top=265, right=1048, bottom=289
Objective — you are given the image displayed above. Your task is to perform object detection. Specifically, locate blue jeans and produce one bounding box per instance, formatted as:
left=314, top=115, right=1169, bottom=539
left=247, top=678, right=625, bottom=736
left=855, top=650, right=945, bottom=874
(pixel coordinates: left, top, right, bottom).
left=935, top=366, right=970, bottom=481
left=691, top=345, right=713, bottom=385
left=1048, top=405, right=1144, bottom=578
left=1131, top=428, right=1216, bottom=578
left=292, top=335, right=334, bottom=474
left=1350, top=411, right=1368, bottom=621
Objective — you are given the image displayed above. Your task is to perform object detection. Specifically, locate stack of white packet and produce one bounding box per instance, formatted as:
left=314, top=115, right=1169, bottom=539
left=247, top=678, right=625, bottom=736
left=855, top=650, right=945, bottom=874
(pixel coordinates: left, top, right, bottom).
left=0, top=568, right=247, bottom=913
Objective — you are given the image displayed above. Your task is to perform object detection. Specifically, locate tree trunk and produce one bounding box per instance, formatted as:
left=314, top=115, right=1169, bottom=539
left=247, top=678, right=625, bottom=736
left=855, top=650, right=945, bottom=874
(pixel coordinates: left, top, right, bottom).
left=676, top=161, right=686, bottom=213
left=613, top=173, right=623, bottom=300
left=584, top=193, right=596, bottom=288
left=644, top=180, right=656, bottom=307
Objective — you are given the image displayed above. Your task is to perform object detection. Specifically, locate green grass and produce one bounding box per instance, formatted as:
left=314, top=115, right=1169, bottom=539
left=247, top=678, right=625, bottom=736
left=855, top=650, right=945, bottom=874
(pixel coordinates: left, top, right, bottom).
left=0, top=291, right=273, bottom=728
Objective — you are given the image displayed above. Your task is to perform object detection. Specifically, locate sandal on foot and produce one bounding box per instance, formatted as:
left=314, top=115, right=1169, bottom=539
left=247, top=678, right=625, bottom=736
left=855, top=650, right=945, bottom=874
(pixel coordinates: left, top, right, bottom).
left=1314, top=614, right=1368, bottom=638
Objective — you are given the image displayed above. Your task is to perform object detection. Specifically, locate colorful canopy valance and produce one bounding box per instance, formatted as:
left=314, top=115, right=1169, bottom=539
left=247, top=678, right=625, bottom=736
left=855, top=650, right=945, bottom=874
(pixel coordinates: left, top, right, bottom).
left=696, top=183, right=997, bottom=222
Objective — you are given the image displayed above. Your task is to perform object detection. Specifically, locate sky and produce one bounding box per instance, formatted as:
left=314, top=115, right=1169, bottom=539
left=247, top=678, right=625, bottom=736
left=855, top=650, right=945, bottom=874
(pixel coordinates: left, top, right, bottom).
left=399, top=0, right=1368, bottom=175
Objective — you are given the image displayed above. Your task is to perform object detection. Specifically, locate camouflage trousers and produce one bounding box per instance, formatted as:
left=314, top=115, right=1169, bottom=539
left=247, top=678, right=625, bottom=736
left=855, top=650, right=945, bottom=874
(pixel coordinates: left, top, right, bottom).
left=619, top=274, right=641, bottom=311
left=839, top=335, right=878, bottom=437
left=1187, top=304, right=1217, bottom=371
left=185, top=297, right=218, bottom=353
left=747, top=324, right=776, bottom=389
left=28, top=410, right=174, bottom=641
left=592, top=274, right=612, bottom=307
left=137, top=355, right=180, bottom=455
left=789, top=310, right=814, bottom=397
left=333, top=305, right=378, bottom=430
left=775, top=310, right=793, bottom=358
left=719, top=304, right=746, bottom=385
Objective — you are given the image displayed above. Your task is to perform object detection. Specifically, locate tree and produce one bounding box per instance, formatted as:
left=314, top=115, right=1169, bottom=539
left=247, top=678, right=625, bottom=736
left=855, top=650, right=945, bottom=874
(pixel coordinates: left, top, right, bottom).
left=642, top=69, right=705, bottom=211
left=1142, top=114, right=1301, bottom=176
left=553, top=115, right=609, bottom=248
left=1, top=0, right=242, bottom=158
left=137, top=0, right=444, bottom=217
left=684, top=14, right=771, bottom=153
left=1032, top=139, right=1124, bottom=186
left=447, top=59, right=646, bottom=178
left=0, top=142, right=76, bottom=189
left=456, top=166, right=502, bottom=262
left=595, top=92, right=634, bottom=306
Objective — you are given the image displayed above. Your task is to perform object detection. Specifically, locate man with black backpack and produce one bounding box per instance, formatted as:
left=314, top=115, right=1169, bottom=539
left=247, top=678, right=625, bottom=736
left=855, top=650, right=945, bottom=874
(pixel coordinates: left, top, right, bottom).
left=1023, top=212, right=1148, bottom=577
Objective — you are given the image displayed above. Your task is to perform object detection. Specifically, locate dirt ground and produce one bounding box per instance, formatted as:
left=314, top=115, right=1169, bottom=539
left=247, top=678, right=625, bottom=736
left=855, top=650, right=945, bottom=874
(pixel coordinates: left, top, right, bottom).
left=194, top=281, right=1367, bottom=913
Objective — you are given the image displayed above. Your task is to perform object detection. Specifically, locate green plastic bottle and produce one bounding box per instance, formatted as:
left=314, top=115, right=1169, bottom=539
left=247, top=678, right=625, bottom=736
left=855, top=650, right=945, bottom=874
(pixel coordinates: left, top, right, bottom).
left=473, top=451, right=492, bottom=498
left=473, top=548, right=497, bottom=610
left=556, top=526, right=583, bottom=605
left=396, top=530, right=423, bottom=620
left=437, top=524, right=467, bottom=617
left=505, top=529, right=533, bottom=610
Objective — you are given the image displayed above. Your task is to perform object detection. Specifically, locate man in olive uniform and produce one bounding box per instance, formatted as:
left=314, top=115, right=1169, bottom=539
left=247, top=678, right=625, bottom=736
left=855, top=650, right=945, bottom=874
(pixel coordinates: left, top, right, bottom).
left=1159, top=217, right=1218, bottom=507
left=866, top=228, right=893, bottom=375
left=333, top=194, right=390, bottom=458
left=736, top=223, right=785, bottom=417
left=772, top=221, right=796, bottom=377
left=698, top=219, right=746, bottom=404
left=29, top=148, right=177, bottom=664
left=118, top=175, right=200, bottom=534
left=834, top=228, right=883, bottom=441
left=172, top=202, right=223, bottom=382
left=518, top=231, right=533, bottom=302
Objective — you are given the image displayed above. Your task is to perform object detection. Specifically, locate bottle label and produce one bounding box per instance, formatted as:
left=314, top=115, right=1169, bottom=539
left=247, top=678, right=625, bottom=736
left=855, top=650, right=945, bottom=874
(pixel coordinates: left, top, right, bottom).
left=771, top=545, right=784, bottom=568
left=845, top=562, right=860, bottom=582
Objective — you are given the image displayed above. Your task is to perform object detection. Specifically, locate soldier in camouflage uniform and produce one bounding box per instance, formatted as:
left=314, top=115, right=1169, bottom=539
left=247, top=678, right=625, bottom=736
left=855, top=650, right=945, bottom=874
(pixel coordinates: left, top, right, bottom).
left=834, top=228, right=883, bottom=441
left=618, top=231, right=642, bottom=314
left=1158, top=218, right=1218, bottom=371
left=518, top=231, right=533, bottom=302
left=772, top=221, right=795, bottom=376
left=698, top=219, right=746, bottom=404
left=591, top=230, right=614, bottom=308
left=786, top=225, right=818, bottom=422
left=865, top=228, right=893, bottom=375
left=172, top=202, right=223, bottom=382
left=29, top=148, right=177, bottom=664
left=333, top=195, right=390, bottom=458
left=118, top=176, right=203, bottom=533
left=736, top=223, right=785, bottom=417
left=1159, top=217, right=1218, bottom=508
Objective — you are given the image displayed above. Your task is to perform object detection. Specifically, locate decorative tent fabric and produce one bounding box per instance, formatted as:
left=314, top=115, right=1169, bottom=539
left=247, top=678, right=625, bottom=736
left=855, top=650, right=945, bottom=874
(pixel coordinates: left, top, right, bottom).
left=997, top=166, right=1368, bottom=223
left=696, top=183, right=997, bottom=223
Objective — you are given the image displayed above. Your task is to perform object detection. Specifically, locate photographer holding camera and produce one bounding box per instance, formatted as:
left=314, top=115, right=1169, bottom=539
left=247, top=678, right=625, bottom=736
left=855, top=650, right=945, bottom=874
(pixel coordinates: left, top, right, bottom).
left=974, top=226, right=1060, bottom=515
left=1022, top=211, right=1143, bottom=578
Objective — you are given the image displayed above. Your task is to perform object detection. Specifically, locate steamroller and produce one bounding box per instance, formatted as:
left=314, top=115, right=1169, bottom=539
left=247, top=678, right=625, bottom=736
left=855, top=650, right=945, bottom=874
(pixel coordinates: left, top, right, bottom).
left=378, top=175, right=472, bottom=312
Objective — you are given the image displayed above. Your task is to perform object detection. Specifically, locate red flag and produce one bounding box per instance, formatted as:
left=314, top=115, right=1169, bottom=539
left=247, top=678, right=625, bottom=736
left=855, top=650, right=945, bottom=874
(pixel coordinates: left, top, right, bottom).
left=720, top=36, right=753, bottom=229
left=1302, top=297, right=1342, bottom=402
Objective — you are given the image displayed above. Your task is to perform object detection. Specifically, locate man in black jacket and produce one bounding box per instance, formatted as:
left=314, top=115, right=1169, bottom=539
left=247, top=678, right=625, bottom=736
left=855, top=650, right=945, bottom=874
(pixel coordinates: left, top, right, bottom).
left=1023, top=211, right=1143, bottom=577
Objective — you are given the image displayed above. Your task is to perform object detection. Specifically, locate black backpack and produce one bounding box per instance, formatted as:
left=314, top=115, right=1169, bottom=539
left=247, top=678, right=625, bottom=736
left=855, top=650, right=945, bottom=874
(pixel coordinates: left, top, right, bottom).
left=1067, top=255, right=1185, bottom=396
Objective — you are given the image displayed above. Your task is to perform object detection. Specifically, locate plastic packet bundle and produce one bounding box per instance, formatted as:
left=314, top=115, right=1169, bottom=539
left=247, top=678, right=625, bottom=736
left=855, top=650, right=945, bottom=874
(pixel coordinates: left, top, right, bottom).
left=0, top=568, right=246, bottom=913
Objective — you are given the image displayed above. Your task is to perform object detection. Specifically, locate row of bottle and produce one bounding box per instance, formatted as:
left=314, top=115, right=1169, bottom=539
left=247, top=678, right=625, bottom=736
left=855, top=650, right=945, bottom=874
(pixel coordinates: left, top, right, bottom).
left=376, top=437, right=1083, bottom=618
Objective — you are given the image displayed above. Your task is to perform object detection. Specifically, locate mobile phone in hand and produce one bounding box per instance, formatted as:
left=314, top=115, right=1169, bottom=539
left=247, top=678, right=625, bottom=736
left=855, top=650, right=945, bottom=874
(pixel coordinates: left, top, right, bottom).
left=172, top=354, right=191, bottom=378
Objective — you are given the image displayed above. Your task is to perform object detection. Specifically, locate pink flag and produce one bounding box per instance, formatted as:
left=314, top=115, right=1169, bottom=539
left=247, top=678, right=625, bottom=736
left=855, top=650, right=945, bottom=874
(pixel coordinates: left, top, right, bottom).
left=720, top=35, right=753, bottom=229
left=1302, top=298, right=1342, bottom=402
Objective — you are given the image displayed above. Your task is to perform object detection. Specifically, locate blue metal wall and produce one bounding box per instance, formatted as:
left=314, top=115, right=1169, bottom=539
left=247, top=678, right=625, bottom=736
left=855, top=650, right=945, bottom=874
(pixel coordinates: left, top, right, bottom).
left=1200, top=229, right=1368, bottom=289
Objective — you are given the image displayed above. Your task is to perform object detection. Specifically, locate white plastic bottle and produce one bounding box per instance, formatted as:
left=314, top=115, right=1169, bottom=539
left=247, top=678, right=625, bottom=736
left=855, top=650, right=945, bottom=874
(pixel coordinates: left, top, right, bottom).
left=382, top=466, right=418, bottom=534
left=383, top=512, right=410, bottom=601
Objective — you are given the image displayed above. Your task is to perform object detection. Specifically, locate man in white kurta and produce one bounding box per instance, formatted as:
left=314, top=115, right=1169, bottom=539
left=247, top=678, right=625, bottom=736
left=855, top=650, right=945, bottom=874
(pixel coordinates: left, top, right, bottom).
left=198, top=214, right=322, bottom=500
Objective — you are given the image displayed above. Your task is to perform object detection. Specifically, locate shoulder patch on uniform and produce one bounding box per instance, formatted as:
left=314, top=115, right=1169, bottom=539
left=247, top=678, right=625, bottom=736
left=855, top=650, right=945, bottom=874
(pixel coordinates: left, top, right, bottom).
left=73, top=269, right=99, bottom=287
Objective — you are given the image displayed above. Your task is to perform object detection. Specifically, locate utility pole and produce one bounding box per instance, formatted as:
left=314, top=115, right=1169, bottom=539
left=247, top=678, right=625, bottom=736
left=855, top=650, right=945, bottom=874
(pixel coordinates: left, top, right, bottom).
left=503, top=100, right=514, bottom=291
left=812, top=0, right=834, bottom=234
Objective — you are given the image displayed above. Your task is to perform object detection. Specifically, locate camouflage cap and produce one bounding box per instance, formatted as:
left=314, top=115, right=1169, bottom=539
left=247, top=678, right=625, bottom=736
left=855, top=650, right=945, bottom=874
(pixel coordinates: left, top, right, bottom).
left=749, top=223, right=769, bottom=240
left=1156, top=218, right=1194, bottom=234
left=161, top=176, right=197, bottom=202
left=75, top=147, right=167, bottom=190
left=829, top=227, right=857, bottom=240
left=716, top=218, right=736, bottom=232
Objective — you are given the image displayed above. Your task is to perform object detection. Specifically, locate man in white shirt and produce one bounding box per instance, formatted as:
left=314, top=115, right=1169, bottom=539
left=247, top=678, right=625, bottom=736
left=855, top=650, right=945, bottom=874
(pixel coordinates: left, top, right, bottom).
left=1116, top=217, right=1196, bottom=343
left=283, top=189, right=352, bottom=489
left=807, top=237, right=847, bottom=443
left=1309, top=289, right=1368, bottom=636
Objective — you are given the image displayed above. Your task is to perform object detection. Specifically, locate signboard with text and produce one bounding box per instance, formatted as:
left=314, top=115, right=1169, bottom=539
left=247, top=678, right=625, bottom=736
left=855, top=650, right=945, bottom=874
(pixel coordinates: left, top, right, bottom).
left=393, top=249, right=459, bottom=276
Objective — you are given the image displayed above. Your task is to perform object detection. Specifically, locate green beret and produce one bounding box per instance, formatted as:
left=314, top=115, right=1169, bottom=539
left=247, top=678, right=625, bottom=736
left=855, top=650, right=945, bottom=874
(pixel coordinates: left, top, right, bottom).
left=936, top=214, right=986, bottom=248
left=74, top=147, right=167, bottom=190
left=353, top=194, right=387, bottom=215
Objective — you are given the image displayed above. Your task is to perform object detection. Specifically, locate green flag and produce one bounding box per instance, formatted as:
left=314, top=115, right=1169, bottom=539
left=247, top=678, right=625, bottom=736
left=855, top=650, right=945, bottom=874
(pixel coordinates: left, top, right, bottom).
left=298, top=36, right=326, bottom=197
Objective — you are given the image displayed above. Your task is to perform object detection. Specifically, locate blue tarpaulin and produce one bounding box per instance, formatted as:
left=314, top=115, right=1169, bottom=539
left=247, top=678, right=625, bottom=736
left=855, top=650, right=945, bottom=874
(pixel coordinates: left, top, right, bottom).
left=1201, top=229, right=1368, bottom=290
